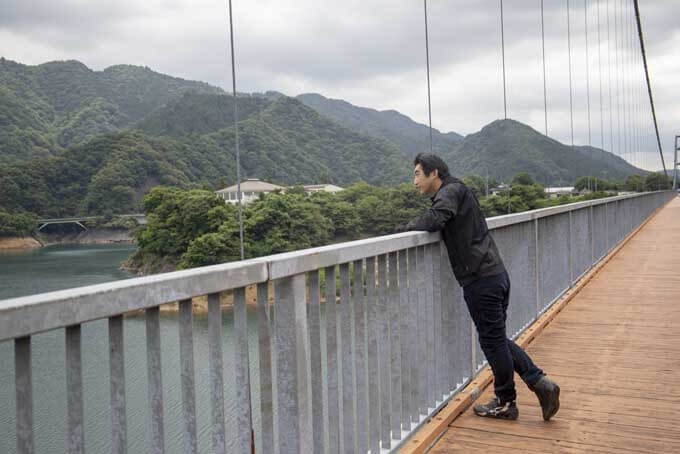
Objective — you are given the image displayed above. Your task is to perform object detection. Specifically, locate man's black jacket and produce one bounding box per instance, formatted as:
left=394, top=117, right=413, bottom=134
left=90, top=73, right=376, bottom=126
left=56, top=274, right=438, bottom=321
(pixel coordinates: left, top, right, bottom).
left=406, top=176, right=506, bottom=287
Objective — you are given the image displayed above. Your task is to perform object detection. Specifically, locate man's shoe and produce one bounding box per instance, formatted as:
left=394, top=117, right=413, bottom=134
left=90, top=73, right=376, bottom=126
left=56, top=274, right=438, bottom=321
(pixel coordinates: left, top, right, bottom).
left=473, top=397, right=519, bottom=420
left=530, top=375, right=560, bottom=421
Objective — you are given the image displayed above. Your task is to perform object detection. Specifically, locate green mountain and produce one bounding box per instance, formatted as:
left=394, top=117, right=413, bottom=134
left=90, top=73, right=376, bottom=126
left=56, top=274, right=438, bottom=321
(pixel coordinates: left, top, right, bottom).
left=296, top=93, right=463, bottom=157
left=445, top=119, right=645, bottom=184
left=0, top=58, right=223, bottom=162
left=0, top=92, right=409, bottom=217
left=0, top=59, right=650, bottom=219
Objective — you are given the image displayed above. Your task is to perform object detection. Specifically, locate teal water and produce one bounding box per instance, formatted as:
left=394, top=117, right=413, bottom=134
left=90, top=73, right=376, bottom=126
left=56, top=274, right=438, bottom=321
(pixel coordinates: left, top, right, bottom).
left=0, top=244, right=266, bottom=454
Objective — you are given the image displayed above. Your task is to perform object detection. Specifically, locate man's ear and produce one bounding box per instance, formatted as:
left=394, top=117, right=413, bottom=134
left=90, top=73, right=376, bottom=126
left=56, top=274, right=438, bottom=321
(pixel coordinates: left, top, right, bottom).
left=432, top=169, right=439, bottom=179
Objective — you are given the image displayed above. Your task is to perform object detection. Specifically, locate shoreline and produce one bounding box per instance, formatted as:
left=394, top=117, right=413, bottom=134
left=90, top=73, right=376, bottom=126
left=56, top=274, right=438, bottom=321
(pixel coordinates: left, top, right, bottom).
left=0, top=229, right=135, bottom=250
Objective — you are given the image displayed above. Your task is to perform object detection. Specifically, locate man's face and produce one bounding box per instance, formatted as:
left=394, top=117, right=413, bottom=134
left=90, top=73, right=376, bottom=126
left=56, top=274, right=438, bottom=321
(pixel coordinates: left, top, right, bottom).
left=413, top=163, right=438, bottom=195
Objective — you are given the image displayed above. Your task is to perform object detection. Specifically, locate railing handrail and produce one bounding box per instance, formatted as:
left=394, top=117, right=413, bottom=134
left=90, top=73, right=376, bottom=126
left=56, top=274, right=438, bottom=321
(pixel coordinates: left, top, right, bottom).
left=0, top=190, right=665, bottom=342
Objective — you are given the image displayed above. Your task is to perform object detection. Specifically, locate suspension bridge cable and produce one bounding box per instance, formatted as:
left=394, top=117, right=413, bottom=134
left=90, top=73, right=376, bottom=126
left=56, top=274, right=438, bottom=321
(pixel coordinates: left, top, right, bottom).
left=626, top=0, right=632, bottom=163
left=621, top=0, right=628, bottom=162
left=500, top=0, right=507, bottom=119
left=614, top=0, right=621, bottom=157
left=227, top=0, right=245, bottom=260
left=584, top=0, right=592, bottom=146
left=423, top=0, right=434, bottom=154
left=567, top=0, right=575, bottom=147
left=597, top=0, right=604, bottom=150
left=540, top=0, right=548, bottom=135
left=606, top=0, right=614, bottom=155
left=614, top=0, right=626, bottom=160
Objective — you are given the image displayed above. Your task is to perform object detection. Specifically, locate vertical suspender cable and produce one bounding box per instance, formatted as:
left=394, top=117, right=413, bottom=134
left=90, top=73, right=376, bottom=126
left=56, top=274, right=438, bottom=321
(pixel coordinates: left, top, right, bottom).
left=567, top=0, right=574, bottom=147
left=540, top=0, right=548, bottom=135
left=500, top=0, right=507, bottom=119
left=627, top=0, right=632, bottom=162
left=614, top=0, right=621, bottom=157
left=622, top=0, right=628, bottom=162
left=227, top=0, right=245, bottom=260
left=606, top=0, right=614, bottom=154
left=597, top=0, right=604, bottom=151
left=633, top=0, right=666, bottom=174
left=584, top=0, right=592, bottom=147
left=423, top=0, right=434, bottom=154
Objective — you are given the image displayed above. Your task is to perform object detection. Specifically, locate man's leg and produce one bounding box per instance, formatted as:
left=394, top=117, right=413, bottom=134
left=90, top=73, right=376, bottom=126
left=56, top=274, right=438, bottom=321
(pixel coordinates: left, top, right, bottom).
left=463, top=272, right=517, bottom=404
left=500, top=271, right=560, bottom=421
left=499, top=273, right=544, bottom=387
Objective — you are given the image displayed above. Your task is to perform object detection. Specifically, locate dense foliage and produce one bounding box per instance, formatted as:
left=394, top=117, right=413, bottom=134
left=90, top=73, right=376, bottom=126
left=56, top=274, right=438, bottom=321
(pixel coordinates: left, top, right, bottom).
left=0, top=58, right=223, bottom=163
left=128, top=183, right=431, bottom=271
left=297, top=93, right=463, bottom=157
left=129, top=175, right=636, bottom=272
left=0, top=209, right=36, bottom=236
left=446, top=119, right=646, bottom=184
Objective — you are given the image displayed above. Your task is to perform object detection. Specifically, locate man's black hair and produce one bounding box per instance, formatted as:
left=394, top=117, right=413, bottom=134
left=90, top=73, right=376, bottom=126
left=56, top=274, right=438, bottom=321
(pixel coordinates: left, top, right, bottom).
left=413, top=153, right=450, bottom=179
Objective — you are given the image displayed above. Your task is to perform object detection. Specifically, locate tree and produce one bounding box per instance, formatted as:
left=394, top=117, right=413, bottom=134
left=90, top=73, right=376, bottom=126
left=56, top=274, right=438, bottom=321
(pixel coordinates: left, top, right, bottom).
left=463, top=175, right=487, bottom=198
left=245, top=193, right=332, bottom=257
left=623, top=174, right=645, bottom=192
left=644, top=173, right=672, bottom=191
left=512, top=172, right=534, bottom=186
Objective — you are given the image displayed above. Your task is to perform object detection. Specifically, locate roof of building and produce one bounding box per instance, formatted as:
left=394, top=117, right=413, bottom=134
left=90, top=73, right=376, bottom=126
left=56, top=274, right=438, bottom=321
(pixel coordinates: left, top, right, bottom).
left=216, top=179, right=285, bottom=193
left=303, top=184, right=344, bottom=191
left=545, top=186, right=576, bottom=193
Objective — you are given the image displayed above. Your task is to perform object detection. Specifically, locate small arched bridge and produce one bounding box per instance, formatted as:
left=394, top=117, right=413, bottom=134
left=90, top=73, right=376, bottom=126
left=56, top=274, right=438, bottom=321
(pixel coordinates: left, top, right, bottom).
left=36, top=214, right=147, bottom=232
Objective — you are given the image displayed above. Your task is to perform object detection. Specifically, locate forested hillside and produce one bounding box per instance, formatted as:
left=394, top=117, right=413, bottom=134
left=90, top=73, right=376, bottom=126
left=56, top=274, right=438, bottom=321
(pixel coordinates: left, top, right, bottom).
left=0, top=59, right=650, bottom=222
left=0, top=58, right=223, bottom=162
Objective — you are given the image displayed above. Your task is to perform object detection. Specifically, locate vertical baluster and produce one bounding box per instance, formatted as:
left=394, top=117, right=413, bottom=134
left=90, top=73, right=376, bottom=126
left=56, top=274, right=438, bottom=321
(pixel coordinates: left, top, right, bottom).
left=431, top=243, right=442, bottom=401
left=398, top=250, right=410, bottom=432
left=66, top=325, right=84, bottom=454
left=146, top=306, right=165, bottom=454
left=437, top=244, right=449, bottom=393
left=365, top=257, right=381, bottom=454
left=339, top=263, right=355, bottom=453
left=325, top=265, right=340, bottom=454
left=307, top=272, right=325, bottom=454
left=207, top=293, right=226, bottom=454
left=274, top=274, right=311, bottom=454
left=425, top=244, right=436, bottom=407
left=352, top=259, right=369, bottom=454
left=417, top=246, right=428, bottom=415
left=234, top=288, right=253, bottom=453
left=179, top=299, right=198, bottom=453
left=377, top=254, right=391, bottom=448
left=109, top=316, right=127, bottom=454
left=407, top=247, right=419, bottom=423
left=388, top=252, right=401, bottom=440
left=15, top=336, right=34, bottom=454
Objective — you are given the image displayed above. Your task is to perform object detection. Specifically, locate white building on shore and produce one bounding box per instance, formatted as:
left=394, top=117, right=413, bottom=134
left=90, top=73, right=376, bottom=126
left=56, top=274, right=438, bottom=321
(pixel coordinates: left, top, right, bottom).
left=215, top=179, right=343, bottom=204
left=215, top=179, right=285, bottom=204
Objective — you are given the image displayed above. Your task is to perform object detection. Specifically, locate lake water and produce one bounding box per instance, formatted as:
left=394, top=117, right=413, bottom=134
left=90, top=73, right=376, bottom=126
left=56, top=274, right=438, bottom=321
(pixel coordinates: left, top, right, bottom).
left=0, top=244, right=266, bottom=454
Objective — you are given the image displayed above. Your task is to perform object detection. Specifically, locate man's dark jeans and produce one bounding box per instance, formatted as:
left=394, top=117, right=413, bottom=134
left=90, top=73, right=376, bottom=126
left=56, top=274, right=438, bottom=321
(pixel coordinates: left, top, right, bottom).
left=463, top=271, right=544, bottom=403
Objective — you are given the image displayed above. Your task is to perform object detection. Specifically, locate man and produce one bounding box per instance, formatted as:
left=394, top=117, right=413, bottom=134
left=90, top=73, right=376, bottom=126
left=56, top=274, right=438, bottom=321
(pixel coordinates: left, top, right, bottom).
left=398, top=153, right=560, bottom=421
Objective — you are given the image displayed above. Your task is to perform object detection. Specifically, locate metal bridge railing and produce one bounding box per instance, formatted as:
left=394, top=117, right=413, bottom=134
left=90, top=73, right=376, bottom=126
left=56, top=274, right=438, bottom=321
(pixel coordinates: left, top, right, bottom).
left=0, top=191, right=673, bottom=454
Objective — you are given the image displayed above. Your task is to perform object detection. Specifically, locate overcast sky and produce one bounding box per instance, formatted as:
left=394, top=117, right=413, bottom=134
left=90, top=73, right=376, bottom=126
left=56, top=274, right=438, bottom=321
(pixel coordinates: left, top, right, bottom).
left=1, top=0, right=677, bottom=171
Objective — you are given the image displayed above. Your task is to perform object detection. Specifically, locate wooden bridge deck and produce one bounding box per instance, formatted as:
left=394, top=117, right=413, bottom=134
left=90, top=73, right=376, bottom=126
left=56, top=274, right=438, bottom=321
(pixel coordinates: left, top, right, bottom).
left=429, top=197, right=680, bottom=453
